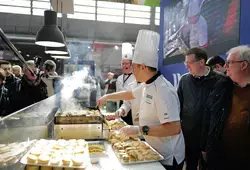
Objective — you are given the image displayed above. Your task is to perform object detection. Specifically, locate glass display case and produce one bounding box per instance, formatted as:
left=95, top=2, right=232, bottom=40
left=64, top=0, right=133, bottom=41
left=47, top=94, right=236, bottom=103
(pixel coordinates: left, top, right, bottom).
left=0, top=95, right=59, bottom=170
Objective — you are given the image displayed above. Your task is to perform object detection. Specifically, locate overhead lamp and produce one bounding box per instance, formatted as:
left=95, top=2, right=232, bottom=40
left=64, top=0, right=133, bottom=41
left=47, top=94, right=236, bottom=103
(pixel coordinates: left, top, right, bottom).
left=51, top=50, right=71, bottom=59
left=45, top=45, right=68, bottom=55
left=35, top=10, right=65, bottom=47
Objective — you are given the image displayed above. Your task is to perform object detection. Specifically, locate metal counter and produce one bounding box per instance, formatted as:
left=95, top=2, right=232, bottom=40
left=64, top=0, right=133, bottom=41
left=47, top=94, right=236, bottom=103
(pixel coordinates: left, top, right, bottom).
left=0, top=142, right=165, bottom=170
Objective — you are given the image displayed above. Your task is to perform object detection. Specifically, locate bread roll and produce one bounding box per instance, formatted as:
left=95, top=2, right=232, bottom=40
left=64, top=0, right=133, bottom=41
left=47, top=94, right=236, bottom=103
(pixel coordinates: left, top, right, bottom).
left=38, top=155, right=50, bottom=164
left=27, top=154, right=38, bottom=163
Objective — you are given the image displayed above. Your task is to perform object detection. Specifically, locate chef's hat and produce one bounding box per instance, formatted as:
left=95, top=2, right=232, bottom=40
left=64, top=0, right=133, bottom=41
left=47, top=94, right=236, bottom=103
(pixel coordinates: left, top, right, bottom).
left=187, top=0, right=201, bottom=17
left=133, top=30, right=160, bottom=69
left=122, top=43, right=133, bottom=60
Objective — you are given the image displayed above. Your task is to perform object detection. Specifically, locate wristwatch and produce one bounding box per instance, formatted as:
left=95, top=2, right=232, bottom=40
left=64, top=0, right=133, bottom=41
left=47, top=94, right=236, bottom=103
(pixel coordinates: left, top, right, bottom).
left=142, top=126, right=149, bottom=135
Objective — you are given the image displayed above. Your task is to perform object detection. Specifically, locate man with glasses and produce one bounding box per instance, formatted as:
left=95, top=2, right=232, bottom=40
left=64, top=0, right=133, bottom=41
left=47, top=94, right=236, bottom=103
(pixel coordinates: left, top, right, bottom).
left=206, top=45, right=250, bottom=169
left=178, top=47, right=223, bottom=170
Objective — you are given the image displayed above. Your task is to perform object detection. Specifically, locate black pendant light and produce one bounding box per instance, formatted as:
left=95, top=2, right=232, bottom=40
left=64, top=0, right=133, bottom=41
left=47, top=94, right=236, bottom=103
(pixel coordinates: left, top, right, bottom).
left=35, top=10, right=65, bottom=47
left=51, top=49, right=71, bottom=59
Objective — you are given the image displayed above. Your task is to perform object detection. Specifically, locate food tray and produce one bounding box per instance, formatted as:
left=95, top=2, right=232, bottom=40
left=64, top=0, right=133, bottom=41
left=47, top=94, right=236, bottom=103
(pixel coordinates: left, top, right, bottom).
left=112, top=141, right=164, bottom=165
left=54, top=108, right=103, bottom=124
left=20, top=139, right=90, bottom=169
left=88, top=141, right=107, bottom=157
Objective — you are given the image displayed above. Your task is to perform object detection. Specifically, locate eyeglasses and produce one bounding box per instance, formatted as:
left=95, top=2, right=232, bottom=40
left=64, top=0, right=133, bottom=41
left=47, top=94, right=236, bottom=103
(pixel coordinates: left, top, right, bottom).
left=184, top=59, right=201, bottom=65
left=225, top=60, right=245, bottom=66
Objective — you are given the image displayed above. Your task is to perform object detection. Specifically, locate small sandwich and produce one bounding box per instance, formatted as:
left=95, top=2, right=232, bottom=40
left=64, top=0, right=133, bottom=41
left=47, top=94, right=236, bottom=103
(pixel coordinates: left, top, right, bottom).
left=118, top=152, right=127, bottom=159
left=72, top=155, right=84, bottom=166
left=74, top=147, right=85, bottom=154
left=30, top=148, right=41, bottom=156
left=38, top=155, right=50, bottom=164
left=62, top=155, right=71, bottom=165
left=122, top=154, right=129, bottom=163
left=50, top=156, right=61, bottom=165
left=27, top=154, right=38, bottom=163
left=127, top=150, right=138, bottom=162
left=125, top=147, right=136, bottom=153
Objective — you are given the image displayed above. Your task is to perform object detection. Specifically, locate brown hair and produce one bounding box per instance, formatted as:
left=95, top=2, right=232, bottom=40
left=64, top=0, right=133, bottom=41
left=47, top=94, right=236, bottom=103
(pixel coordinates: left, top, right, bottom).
left=185, top=47, right=208, bottom=62
left=0, top=60, right=10, bottom=67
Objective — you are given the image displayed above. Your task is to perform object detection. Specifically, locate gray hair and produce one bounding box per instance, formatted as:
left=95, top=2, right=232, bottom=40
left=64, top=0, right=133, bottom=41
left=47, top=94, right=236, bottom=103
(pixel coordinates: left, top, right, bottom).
left=227, top=45, right=250, bottom=63
left=12, top=65, right=22, bottom=72
left=23, top=60, right=35, bottom=69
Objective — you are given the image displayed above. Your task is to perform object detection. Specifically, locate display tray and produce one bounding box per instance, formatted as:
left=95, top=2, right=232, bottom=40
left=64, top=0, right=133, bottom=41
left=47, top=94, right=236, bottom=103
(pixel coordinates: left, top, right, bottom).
left=0, top=140, right=36, bottom=168
left=0, top=107, right=58, bottom=128
left=20, top=139, right=90, bottom=169
left=112, top=141, right=164, bottom=165
left=54, top=107, right=103, bottom=124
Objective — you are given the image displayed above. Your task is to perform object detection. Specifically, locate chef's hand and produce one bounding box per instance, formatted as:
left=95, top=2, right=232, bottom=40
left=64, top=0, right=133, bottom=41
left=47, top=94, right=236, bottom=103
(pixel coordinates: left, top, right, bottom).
left=119, top=125, right=141, bottom=136
left=97, top=95, right=108, bottom=107
left=115, top=108, right=125, bottom=117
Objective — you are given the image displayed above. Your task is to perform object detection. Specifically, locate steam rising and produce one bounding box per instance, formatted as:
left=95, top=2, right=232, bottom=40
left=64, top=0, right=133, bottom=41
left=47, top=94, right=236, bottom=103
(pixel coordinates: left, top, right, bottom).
left=60, top=67, right=97, bottom=112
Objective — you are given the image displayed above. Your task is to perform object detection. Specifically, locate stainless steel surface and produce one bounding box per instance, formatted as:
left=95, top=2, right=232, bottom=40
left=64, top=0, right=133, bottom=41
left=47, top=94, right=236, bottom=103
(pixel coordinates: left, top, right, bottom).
left=54, top=124, right=103, bottom=139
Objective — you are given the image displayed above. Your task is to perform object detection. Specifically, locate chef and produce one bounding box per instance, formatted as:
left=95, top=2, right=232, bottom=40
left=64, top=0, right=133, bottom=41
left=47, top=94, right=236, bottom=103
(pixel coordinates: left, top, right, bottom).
left=115, top=80, right=141, bottom=125
left=98, top=30, right=185, bottom=170
left=116, top=43, right=136, bottom=125
left=187, top=0, right=208, bottom=48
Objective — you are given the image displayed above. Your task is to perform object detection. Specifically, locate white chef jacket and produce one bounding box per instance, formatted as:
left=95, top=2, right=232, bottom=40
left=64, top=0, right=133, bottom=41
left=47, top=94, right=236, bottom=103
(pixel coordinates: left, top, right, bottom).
left=189, top=15, right=208, bottom=48
left=41, top=77, right=54, bottom=97
left=132, top=73, right=185, bottom=166
left=116, top=73, right=136, bottom=107
left=120, top=81, right=141, bottom=125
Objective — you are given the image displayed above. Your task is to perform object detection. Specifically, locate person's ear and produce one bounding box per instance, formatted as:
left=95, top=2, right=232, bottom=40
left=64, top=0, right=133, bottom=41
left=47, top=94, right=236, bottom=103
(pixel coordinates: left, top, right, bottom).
left=215, top=64, right=220, bottom=69
left=241, top=61, right=249, bottom=70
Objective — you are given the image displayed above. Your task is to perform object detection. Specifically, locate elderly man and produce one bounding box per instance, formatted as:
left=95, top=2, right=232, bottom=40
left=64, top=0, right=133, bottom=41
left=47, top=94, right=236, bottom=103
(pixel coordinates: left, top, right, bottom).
left=206, top=45, right=250, bottom=170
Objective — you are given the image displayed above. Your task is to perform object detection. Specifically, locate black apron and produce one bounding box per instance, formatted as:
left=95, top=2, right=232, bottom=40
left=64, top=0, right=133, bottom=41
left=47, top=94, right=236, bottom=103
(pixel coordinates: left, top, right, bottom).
left=120, top=73, right=133, bottom=125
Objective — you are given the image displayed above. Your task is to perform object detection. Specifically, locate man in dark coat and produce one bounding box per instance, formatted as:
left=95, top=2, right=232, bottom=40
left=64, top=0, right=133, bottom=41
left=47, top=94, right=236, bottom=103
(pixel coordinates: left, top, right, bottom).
left=177, top=47, right=223, bottom=170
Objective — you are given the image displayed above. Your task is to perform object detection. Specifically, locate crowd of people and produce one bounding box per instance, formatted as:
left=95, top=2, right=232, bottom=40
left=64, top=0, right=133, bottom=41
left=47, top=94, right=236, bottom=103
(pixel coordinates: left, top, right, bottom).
left=0, top=59, right=58, bottom=117
left=97, top=29, right=250, bottom=170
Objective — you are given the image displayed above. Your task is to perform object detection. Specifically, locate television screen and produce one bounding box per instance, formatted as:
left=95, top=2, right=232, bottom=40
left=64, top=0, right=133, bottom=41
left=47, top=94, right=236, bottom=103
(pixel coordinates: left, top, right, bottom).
left=163, top=0, right=240, bottom=65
